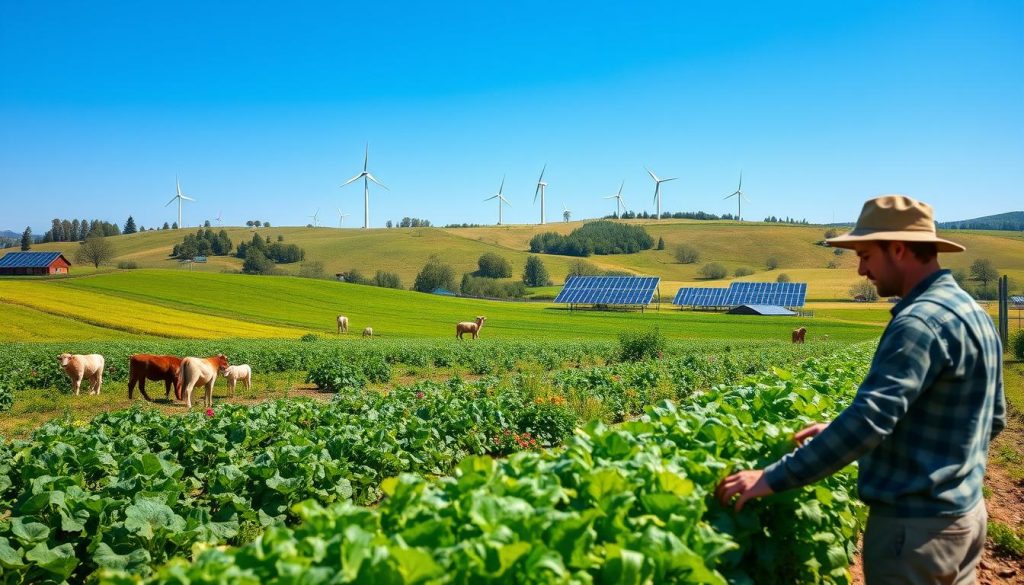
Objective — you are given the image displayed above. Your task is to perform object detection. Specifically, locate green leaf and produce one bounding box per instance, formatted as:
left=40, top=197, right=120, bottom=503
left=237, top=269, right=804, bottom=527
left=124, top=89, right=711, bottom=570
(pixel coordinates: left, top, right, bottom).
left=124, top=498, right=186, bottom=540
left=24, top=542, right=77, bottom=579
left=10, top=518, right=49, bottom=544
left=92, top=542, right=152, bottom=572
left=391, top=546, right=443, bottom=583
left=0, top=536, right=26, bottom=569
left=602, top=547, right=646, bottom=585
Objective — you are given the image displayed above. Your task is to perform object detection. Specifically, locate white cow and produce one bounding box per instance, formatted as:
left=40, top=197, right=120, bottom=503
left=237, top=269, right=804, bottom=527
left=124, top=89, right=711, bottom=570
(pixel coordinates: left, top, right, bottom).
left=337, top=315, right=349, bottom=334
left=58, top=353, right=105, bottom=396
left=362, top=326, right=373, bottom=338
left=219, top=364, right=252, bottom=396
left=180, top=354, right=229, bottom=408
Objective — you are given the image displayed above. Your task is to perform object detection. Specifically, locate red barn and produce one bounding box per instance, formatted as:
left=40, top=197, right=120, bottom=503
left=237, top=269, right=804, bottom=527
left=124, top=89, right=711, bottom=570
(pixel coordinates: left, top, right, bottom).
left=0, top=251, right=72, bottom=276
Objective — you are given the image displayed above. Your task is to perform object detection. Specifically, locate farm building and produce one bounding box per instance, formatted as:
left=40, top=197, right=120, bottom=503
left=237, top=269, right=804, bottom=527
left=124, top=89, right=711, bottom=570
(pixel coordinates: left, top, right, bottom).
left=727, top=304, right=797, bottom=316
left=0, top=251, right=71, bottom=276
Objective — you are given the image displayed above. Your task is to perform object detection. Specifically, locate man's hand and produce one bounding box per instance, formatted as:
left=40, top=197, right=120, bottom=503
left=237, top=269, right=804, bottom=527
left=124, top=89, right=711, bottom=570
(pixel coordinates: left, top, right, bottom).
left=715, top=469, right=774, bottom=512
left=793, top=422, right=828, bottom=446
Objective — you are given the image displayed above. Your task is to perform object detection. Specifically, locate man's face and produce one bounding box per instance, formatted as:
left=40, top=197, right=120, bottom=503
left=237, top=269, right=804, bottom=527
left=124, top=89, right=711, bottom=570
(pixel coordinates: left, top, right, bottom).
left=854, top=241, right=900, bottom=298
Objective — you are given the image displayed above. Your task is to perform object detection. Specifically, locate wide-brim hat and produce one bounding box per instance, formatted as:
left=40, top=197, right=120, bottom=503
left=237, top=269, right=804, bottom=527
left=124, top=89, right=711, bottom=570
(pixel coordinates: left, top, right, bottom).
left=826, top=194, right=965, bottom=253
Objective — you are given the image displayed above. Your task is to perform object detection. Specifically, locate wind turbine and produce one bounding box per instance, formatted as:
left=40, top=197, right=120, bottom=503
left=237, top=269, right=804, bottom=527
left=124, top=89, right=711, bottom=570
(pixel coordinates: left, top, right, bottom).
left=645, top=167, right=677, bottom=220
left=337, top=208, right=350, bottom=228
left=164, top=176, right=196, bottom=228
left=483, top=175, right=511, bottom=225
left=534, top=164, right=548, bottom=225
left=723, top=172, right=748, bottom=221
left=562, top=203, right=571, bottom=223
left=340, top=144, right=388, bottom=229
left=604, top=180, right=627, bottom=218
left=308, top=208, right=320, bottom=228
left=214, top=211, right=223, bottom=226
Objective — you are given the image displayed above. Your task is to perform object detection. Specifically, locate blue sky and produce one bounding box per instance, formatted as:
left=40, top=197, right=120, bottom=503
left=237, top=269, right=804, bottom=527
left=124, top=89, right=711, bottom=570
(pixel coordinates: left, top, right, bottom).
left=2, top=1, right=1021, bottom=233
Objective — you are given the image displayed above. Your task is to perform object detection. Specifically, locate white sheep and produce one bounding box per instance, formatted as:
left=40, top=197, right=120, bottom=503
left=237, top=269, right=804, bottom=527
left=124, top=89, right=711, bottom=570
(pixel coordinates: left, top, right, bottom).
left=337, top=315, right=349, bottom=334
left=456, top=316, right=486, bottom=340
left=362, top=326, right=373, bottom=338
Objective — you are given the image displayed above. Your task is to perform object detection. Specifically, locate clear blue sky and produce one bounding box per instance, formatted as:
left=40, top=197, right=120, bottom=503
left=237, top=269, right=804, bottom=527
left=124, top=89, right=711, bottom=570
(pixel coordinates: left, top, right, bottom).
left=2, top=0, right=1021, bottom=232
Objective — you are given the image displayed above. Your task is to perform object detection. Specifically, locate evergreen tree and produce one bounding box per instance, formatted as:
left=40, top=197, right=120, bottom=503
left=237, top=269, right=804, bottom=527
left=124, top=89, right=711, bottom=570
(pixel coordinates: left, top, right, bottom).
left=162, top=222, right=170, bottom=230
left=20, top=227, right=31, bottom=250
left=171, top=222, right=179, bottom=230
left=71, top=219, right=81, bottom=241
left=123, top=216, right=137, bottom=234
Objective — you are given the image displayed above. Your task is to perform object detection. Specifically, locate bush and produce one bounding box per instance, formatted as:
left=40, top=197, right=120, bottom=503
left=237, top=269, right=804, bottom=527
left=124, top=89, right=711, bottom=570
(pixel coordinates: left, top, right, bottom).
left=673, top=244, right=700, bottom=264
left=734, top=267, right=753, bottom=277
left=776, top=273, right=792, bottom=283
left=298, top=261, right=325, bottom=279
left=698, top=262, right=727, bottom=280
left=656, top=237, right=665, bottom=250
left=306, top=361, right=367, bottom=392
left=116, top=261, right=139, bottom=270
left=566, top=259, right=605, bottom=278
left=373, top=271, right=403, bottom=289
left=414, top=256, right=458, bottom=293
left=617, top=327, right=665, bottom=362
left=849, top=280, right=879, bottom=301
left=300, top=333, right=319, bottom=342
left=1012, top=329, right=1024, bottom=361
left=460, top=274, right=527, bottom=299
left=343, top=269, right=371, bottom=285
left=823, top=228, right=839, bottom=239
left=766, top=256, right=779, bottom=270
left=242, top=248, right=275, bottom=275
left=522, top=255, right=551, bottom=287
left=477, top=252, right=512, bottom=278
left=516, top=401, right=578, bottom=447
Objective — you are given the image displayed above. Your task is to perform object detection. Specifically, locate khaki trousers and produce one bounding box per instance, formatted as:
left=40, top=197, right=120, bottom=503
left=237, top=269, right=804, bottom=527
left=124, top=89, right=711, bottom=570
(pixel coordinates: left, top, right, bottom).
left=863, top=501, right=987, bottom=585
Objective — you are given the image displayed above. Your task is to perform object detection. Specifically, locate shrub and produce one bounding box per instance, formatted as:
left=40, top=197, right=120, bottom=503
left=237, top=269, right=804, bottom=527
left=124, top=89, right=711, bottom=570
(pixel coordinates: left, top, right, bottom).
left=766, top=256, right=779, bottom=270
left=673, top=244, right=700, bottom=264
left=566, top=259, right=605, bottom=278
left=517, top=401, right=577, bottom=447
left=849, top=280, right=879, bottom=301
left=698, top=262, right=727, bottom=280
left=776, top=273, right=792, bottom=283
left=617, top=327, right=665, bottom=362
left=522, top=255, right=551, bottom=287
left=734, top=267, right=753, bottom=277
left=116, top=261, right=139, bottom=269
left=477, top=252, right=512, bottom=278
left=300, top=333, right=319, bottom=342
left=0, top=369, right=13, bottom=413
left=306, top=361, right=366, bottom=392
left=1012, top=329, right=1024, bottom=361
left=360, top=356, right=393, bottom=384
left=823, top=228, right=839, bottom=239
left=343, top=268, right=371, bottom=285
left=987, top=521, right=1024, bottom=558
left=414, top=256, right=458, bottom=293
left=298, top=261, right=325, bottom=279
left=373, top=271, right=403, bottom=289
left=827, top=261, right=840, bottom=269
left=460, top=274, right=526, bottom=299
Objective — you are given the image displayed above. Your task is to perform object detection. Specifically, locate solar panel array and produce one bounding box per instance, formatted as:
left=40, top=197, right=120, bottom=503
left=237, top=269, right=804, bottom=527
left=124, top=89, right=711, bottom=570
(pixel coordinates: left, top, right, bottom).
left=672, top=281, right=808, bottom=308
left=554, top=276, right=660, bottom=305
left=1012, top=295, right=1024, bottom=305
left=0, top=252, right=62, bottom=268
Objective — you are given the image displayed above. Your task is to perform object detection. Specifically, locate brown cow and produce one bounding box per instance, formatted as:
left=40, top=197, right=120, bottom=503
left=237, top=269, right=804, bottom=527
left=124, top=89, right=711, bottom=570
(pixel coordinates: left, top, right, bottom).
left=180, top=354, right=230, bottom=408
left=792, top=327, right=807, bottom=344
left=128, top=354, right=183, bottom=401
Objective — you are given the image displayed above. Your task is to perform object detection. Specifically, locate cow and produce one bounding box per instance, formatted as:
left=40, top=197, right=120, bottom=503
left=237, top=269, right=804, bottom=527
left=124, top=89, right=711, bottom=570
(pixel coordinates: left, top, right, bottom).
left=128, top=354, right=183, bottom=401
left=337, top=315, right=349, bottom=334
left=219, top=364, right=252, bottom=396
left=362, top=326, right=373, bottom=338
left=792, top=327, right=807, bottom=344
left=179, top=354, right=230, bottom=408
left=58, top=353, right=105, bottom=396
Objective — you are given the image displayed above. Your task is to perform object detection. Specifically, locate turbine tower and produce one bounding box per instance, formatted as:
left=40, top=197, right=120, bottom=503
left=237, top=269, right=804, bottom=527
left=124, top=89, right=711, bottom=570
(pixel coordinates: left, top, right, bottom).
left=164, top=176, right=196, bottom=229
left=604, top=181, right=627, bottom=218
left=645, top=167, right=677, bottom=219
left=723, top=172, right=748, bottom=221
left=337, top=208, right=350, bottom=228
left=308, top=208, right=320, bottom=228
left=534, top=164, right=548, bottom=225
left=341, top=144, right=388, bottom=229
left=483, top=175, right=511, bottom=225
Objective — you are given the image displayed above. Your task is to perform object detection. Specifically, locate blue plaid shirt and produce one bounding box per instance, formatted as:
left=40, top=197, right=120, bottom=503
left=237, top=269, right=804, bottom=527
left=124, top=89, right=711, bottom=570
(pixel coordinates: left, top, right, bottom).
left=764, top=270, right=1006, bottom=517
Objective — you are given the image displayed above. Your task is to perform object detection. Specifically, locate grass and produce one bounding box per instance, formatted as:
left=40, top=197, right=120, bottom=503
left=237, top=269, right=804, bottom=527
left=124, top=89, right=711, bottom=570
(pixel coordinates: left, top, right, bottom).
left=987, top=521, right=1024, bottom=559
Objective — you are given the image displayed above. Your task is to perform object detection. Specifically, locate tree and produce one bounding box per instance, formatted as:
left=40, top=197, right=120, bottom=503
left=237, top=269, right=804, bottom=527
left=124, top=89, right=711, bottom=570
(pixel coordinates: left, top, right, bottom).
left=697, top=262, right=727, bottom=280
left=242, top=247, right=273, bottom=274
left=657, top=237, right=665, bottom=250
left=766, top=256, right=779, bottom=270
left=374, top=270, right=404, bottom=289
left=850, top=280, right=879, bottom=301
left=413, top=256, right=457, bottom=293
left=673, top=244, right=699, bottom=264
left=204, top=220, right=211, bottom=228
left=823, top=228, right=839, bottom=239
left=776, top=273, right=792, bottom=283
left=522, top=255, right=551, bottom=287
left=123, top=216, right=137, bottom=235
left=477, top=252, right=512, bottom=278
left=162, top=222, right=170, bottom=230
left=75, top=234, right=115, bottom=268
left=171, top=222, right=179, bottom=230
left=969, top=258, right=998, bottom=286
left=20, top=227, right=31, bottom=250
left=386, top=220, right=393, bottom=228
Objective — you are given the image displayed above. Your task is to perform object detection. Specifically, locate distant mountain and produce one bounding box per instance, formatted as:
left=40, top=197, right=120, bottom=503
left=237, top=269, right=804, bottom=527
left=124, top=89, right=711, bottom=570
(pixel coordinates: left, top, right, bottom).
left=0, top=230, right=21, bottom=239
left=938, top=211, right=1024, bottom=231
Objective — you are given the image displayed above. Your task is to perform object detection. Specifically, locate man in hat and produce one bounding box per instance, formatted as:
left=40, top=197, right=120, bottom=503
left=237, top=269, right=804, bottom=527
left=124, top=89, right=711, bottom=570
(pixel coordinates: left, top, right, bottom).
left=716, top=195, right=1005, bottom=583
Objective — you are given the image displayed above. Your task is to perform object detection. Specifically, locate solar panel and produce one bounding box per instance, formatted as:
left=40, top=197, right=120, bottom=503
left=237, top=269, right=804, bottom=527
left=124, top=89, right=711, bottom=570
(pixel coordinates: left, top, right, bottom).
left=672, top=287, right=730, bottom=307
left=0, top=251, right=62, bottom=269
left=1012, top=295, right=1024, bottom=305
left=554, top=276, right=660, bottom=305
left=726, top=282, right=806, bottom=307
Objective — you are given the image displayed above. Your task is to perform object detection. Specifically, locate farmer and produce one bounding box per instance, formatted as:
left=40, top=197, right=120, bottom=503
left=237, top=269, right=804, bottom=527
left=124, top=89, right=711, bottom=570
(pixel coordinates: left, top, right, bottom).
left=717, top=195, right=1005, bottom=584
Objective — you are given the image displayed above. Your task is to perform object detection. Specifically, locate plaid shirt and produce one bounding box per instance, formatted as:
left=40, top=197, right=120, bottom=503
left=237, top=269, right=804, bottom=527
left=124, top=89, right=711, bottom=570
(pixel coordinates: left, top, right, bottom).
left=764, top=270, right=1006, bottom=517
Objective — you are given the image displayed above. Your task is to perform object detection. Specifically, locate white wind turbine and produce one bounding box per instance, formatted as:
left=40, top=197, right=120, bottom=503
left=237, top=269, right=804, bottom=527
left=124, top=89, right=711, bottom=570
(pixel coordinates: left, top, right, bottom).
left=341, top=144, right=388, bottom=229
left=645, top=167, right=677, bottom=219
left=308, top=208, right=320, bottom=228
left=562, top=203, right=571, bottom=223
left=534, top=164, right=548, bottom=225
left=214, top=211, right=223, bottom=226
left=337, top=208, right=350, bottom=228
left=165, top=176, right=196, bottom=228
left=483, top=176, right=512, bottom=225
left=723, top=172, right=748, bottom=221
left=604, top=180, right=627, bottom=218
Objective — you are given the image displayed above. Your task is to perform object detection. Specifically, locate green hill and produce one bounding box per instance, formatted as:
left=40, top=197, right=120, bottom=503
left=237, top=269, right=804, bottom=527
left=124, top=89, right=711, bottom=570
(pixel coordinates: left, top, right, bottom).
left=938, top=211, right=1024, bottom=231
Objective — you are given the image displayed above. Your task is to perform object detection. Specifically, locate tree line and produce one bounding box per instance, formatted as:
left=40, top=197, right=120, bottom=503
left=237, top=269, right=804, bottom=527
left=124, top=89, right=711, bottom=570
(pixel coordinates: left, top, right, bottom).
left=601, top=210, right=738, bottom=221
left=530, top=221, right=654, bottom=256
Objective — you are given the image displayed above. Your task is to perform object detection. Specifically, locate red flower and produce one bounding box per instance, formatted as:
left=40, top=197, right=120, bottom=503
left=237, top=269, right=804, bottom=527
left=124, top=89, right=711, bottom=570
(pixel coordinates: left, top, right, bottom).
left=205, top=408, right=215, bottom=418
left=415, top=391, right=425, bottom=399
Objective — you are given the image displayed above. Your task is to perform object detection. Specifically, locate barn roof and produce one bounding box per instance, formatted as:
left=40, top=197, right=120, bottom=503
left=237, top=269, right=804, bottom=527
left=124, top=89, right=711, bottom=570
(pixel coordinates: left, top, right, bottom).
left=727, top=304, right=796, bottom=316
left=0, top=251, right=70, bottom=268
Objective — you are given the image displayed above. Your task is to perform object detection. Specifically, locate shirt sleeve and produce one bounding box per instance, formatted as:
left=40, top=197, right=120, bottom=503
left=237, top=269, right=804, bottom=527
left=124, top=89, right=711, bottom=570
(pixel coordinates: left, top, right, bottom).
left=991, top=358, right=1006, bottom=440
left=764, top=314, right=947, bottom=493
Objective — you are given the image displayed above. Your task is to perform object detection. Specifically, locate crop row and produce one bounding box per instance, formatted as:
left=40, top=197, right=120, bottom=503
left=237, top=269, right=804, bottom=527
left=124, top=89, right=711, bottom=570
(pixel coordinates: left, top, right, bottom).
left=107, top=347, right=874, bottom=584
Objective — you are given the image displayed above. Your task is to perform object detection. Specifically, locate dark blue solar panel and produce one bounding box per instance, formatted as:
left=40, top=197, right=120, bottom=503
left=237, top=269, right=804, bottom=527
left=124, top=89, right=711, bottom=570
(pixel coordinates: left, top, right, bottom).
left=554, top=276, right=659, bottom=305
left=0, top=252, right=62, bottom=268
left=1012, top=295, right=1024, bottom=305
left=672, top=287, right=730, bottom=306
left=725, top=282, right=806, bottom=307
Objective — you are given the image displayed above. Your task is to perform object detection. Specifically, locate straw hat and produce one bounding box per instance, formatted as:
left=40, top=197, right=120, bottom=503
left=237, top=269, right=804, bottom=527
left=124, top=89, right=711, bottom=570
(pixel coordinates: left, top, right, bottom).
left=826, top=194, right=965, bottom=253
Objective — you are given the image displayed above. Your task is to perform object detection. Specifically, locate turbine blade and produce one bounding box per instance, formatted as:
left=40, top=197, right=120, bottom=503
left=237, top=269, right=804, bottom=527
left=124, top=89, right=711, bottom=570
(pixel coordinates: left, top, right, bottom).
left=341, top=173, right=362, bottom=186
left=366, top=173, right=388, bottom=190
left=645, top=167, right=659, bottom=182
left=363, top=144, right=369, bottom=172
left=484, top=194, right=498, bottom=201
left=164, top=196, right=178, bottom=207
left=618, top=180, right=624, bottom=196
left=180, top=195, right=196, bottom=202
left=738, top=171, right=743, bottom=191
left=534, top=183, right=540, bottom=203
left=538, top=163, right=546, bottom=184
left=661, top=177, right=678, bottom=182
left=499, top=175, right=505, bottom=195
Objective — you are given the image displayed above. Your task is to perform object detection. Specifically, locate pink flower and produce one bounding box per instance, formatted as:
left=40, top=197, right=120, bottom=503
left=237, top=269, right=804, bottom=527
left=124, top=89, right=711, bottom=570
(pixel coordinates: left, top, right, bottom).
left=415, top=391, right=425, bottom=399
left=205, top=408, right=215, bottom=418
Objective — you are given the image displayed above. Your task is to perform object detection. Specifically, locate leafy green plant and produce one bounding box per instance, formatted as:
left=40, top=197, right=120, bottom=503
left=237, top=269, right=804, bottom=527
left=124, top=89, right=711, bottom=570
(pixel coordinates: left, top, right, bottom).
left=1012, top=329, right=1024, bottom=361
left=618, top=326, right=666, bottom=362
left=988, top=521, right=1024, bottom=558
left=305, top=361, right=366, bottom=392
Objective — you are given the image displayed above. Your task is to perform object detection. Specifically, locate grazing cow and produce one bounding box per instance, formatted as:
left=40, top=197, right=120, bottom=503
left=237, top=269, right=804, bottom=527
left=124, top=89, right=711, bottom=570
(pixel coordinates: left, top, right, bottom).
left=337, top=315, right=349, bottom=334
left=456, top=316, right=487, bottom=340
left=362, top=326, right=373, bottom=338
left=179, top=354, right=230, bottom=408
left=792, top=327, right=807, bottom=344
left=219, top=364, right=252, bottom=396
left=128, top=354, right=183, bottom=401
left=58, top=353, right=105, bottom=396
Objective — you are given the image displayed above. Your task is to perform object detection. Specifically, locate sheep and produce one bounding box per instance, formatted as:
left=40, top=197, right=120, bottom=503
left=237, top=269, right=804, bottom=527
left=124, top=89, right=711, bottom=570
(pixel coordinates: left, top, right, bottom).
left=456, top=316, right=487, bottom=340
left=58, top=353, right=105, bottom=396
left=337, top=315, right=349, bottom=334
left=791, top=327, right=807, bottom=344
left=219, top=364, right=252, bottom=396
left=362, top=326, right=373, bottom=338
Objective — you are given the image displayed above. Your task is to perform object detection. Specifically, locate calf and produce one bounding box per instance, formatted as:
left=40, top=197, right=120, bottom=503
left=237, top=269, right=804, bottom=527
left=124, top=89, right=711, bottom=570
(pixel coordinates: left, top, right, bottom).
left=219, top=364, right=252, bottom=396
left=792, top=327, right=807, bottom=344
left=58, top=353, right=105, bottom=396
left=128, top=354, right=183, bottom=401
left=180, top=354, right=230, bottom=408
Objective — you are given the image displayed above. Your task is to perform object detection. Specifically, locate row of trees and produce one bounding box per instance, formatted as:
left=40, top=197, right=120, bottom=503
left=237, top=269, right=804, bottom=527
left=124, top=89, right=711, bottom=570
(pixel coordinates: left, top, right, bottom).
left=171, top=229, right=234, bottom=260
left=40, top=218, right=122, bottom=243
left=601, top=210, right=737, bottom=221
left=530, top=221, right=654, bottom=257
left=410, top=254, right=552, bottom=297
